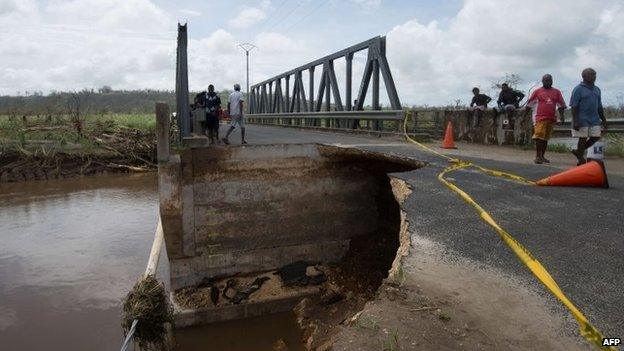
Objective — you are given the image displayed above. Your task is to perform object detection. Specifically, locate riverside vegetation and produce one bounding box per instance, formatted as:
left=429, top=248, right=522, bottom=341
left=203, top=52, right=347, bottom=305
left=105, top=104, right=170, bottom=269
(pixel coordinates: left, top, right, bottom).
left=0, top=113, right=158, bottom=182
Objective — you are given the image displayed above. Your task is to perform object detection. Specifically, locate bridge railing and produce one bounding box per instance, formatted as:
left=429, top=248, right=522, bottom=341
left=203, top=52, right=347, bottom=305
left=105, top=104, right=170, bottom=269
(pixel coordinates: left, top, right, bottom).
left=248, top=36, right=402, bottom=131
left=247, top=107, right=624, bottom=145
left=246, top=109, right=407, bottom=133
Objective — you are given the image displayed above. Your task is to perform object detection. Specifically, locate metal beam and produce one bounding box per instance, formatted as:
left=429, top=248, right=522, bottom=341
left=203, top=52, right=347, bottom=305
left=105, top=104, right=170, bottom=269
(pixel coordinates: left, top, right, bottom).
left=247, top=110, right=405, bottom=120
left=324, top=68, right=330, bottom=112
left=346, top=53, right=353, bottom=111
left=268, top=82, right=273, bottom=113
left=290, top=75, right=299, bottom=112
left=175, top=23, right=190, bottom=138
left=372, top=56, right=380, bottom=130
left=315, top=69, right=327, bottom=112
left=273, top=79, right=283, bottom=113
left=355, top=51, right=374, bottom=110
left=376, top=38, right=402, bottom=109
left=285, top=76, right=290, bottom=114
left=249, top=35, right=403, bottom=123
left=296, top=72, right=308, bottom=112
left=261, top=84, right=268, bottom=113
left=308, top=67, right=315, bottom=125
left=328, top=60, right=343, bottom=111
left=251, top=37, right=381, bottom=87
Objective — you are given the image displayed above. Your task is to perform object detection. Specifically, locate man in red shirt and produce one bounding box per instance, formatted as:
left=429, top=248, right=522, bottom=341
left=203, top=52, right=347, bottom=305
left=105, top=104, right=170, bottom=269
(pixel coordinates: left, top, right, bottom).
left=526, top=74, right=566, bottom=164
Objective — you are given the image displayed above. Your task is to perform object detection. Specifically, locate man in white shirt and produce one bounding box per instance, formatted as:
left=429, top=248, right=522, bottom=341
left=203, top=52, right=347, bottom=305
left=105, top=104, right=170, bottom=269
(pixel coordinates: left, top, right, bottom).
left=222, top=83, right=247, bottom=145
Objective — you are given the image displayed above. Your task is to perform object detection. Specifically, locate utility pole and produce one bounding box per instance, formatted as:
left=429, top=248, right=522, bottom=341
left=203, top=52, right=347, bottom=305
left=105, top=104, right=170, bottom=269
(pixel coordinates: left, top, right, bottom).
left=237, top=43, right=257, bottom=113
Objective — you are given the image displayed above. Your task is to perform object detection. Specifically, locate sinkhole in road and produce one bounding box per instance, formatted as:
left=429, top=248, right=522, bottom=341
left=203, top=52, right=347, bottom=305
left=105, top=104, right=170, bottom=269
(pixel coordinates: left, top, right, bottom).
left=162, top=143, right=422, bottom=350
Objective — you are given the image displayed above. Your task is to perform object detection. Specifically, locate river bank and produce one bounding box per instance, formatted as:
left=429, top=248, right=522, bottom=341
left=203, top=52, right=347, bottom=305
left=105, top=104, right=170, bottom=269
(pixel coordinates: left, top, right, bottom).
left=0, top=114, right=158, bottom=182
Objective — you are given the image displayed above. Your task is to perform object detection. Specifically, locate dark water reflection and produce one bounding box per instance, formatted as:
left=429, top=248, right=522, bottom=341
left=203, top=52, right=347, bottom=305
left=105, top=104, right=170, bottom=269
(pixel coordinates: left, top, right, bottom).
left=0, top=174, right=158, bottom=351
left=174, top=312, right=305, bottom=351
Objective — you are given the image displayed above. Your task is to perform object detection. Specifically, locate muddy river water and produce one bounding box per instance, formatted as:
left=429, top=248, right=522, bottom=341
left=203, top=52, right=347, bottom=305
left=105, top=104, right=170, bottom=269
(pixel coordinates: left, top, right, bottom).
left=0, top=174, right=306, bottom=351
left=0, top=174, right=159, bottom=350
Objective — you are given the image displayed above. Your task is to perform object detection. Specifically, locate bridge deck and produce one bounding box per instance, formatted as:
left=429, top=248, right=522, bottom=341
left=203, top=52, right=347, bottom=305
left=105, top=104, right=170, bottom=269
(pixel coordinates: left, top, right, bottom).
left=232, top=123, right=624, bottom=341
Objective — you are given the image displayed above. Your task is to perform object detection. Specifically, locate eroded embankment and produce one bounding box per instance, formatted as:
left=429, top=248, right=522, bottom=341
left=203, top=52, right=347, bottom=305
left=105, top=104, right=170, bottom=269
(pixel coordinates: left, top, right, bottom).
left=0, top=128, right=156, bottom=182
left=292, top=176, right=415, bottom=350
left=165, top=143, right=423, bottom=350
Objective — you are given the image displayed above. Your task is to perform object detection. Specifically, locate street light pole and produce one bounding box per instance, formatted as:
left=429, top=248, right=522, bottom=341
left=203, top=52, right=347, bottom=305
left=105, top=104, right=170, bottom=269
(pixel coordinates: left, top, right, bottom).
left=237, top=43, right=257, bottom=113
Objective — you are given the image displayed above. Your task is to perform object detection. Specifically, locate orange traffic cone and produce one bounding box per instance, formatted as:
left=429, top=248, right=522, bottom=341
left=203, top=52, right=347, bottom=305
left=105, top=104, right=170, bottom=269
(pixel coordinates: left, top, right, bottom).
left=441, top=121, right=456, bottom=149
left=536, top=160, right=609, bottom=188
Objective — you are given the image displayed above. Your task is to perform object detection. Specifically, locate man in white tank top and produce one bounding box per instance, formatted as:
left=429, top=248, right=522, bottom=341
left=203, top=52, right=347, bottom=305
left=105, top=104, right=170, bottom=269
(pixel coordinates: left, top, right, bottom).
left=222, top=83, right=247, bottom=145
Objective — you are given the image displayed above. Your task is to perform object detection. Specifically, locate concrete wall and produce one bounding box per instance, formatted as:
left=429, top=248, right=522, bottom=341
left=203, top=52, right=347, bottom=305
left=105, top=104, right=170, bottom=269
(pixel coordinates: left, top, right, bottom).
left=159, top=144, right=421, bottom=290
left=408, top=108, right=534, bottom=145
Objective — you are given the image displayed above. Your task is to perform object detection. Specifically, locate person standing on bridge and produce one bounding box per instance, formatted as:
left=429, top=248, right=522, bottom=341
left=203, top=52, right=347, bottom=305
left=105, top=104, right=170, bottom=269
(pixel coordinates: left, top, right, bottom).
left=351, top=99, right=360, bottom=129
left=223, top=83, right=247, bottom=145
left=205, top=84, right=221, bottom=145
left=569, top=68, right=608, bottom=165
left=526, top=74, right=566, bottom=164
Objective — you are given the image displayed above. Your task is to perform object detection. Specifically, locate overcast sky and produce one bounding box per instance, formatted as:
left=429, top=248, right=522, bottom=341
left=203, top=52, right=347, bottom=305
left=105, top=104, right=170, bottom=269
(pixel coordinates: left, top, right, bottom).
left=1, top=0, right=623, bottom=106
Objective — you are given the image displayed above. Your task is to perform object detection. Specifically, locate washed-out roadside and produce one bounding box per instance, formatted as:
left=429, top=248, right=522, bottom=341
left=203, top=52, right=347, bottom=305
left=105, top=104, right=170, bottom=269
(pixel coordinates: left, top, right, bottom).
left=0, top=114, right=158, bottom=182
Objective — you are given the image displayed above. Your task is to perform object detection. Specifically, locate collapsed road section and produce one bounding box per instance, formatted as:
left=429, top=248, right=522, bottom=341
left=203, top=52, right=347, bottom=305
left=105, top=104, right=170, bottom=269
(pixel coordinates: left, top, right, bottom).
left=157, top=142, right=422, bottom=348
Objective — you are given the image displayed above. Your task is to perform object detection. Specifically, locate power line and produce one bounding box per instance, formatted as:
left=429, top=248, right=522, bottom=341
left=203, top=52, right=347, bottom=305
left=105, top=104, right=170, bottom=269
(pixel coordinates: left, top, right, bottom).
left=258, top=0, right=289, bottom=32
left=265, top=1, right=305, bottom=32
left=282, top=0, right=330, bottom=32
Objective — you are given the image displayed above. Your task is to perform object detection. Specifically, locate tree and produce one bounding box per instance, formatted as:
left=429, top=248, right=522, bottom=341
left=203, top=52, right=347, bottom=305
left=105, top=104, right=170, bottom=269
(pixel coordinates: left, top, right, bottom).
left=98, top=85, right=113, bottom=94
left=616, top=93, right=624, bottom=113
left=491, top=73, right=523, bottom=90
left=67, top=90, right=92, bottom=134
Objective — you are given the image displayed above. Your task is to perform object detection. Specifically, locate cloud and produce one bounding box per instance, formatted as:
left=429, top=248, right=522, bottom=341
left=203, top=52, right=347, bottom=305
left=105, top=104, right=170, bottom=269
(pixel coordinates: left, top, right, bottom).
left=0, top=0, right=312, bottom=95
left=0, top=0, right=174, bottom=94
left=385, top=0, right=624, bottom=105
left=1, top=0, right=623, bottom=108
left=186, top=29, right=315, bottom=93
left=45, top=0, right=170, bottom=32
left=227, top=2, right=269, bottom=29
left=0, top=0, right=37, bottom=16
left=178, top=9, right=202, bottom=17
left=350, top=0, right=383, bottom=10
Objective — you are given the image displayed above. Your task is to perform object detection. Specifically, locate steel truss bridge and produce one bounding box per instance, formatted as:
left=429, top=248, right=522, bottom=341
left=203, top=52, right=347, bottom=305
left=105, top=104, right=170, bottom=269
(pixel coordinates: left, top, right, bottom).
left=246, top=36, right=403, bottom=130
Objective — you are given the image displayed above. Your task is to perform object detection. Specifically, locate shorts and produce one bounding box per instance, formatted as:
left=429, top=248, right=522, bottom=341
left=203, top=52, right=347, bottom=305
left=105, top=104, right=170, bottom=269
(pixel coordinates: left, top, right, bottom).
left=230, top=114, right=245, bottom=128
left=471, top=105, right=486, bottom=111
left=532, top=120, right=554, bottom=141
left=497, top=104, right=517, bottom=113
left=571, top=125, right=601, bottom=138
left=206, top=113, right=219, bottom=130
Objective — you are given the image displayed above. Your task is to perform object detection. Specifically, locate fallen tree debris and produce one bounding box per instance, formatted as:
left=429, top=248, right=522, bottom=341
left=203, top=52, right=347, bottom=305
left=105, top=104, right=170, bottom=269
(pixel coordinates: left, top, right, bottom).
left=121, top=275, right=174, bottom=351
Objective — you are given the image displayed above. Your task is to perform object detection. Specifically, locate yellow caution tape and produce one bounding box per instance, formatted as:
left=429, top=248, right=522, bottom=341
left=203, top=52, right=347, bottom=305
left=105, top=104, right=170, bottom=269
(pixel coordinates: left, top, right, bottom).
left=403, top=112, right=613, bottom=350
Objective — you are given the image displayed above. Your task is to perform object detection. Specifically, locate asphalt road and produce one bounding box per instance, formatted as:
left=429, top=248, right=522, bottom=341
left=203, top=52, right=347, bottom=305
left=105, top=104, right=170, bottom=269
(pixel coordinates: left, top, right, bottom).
left=232, top=124, right=624, bottom=339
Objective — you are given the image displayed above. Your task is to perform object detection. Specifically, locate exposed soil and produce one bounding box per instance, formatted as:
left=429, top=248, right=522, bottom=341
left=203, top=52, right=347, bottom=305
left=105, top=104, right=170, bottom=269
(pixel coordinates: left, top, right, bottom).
left=0, top=128, right=156, bottom=182
left=329, top=235, right=592, bottom=351
left=292, top=174, right=405, bottom=350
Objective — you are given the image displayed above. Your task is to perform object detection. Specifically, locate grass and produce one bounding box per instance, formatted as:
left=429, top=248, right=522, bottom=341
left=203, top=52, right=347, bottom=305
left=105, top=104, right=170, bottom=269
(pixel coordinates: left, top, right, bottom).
left=382, top=328, right=400, bottom=351
left=547, top=143, right=572, bottom=153
left=438, top=311, right=452, bottom=322
left=356, top=315, right=380, bottom=331
left=0, top=113, right=154, bottom=132
left=393, top=265, right=406, bottom=286
left=0, top=113, right=154, bottom=151
left=546, top=134, right=624, bottom=157
left=88, top=113, right=155, bottom=131
left=604, top=134, right=624, bottom=157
